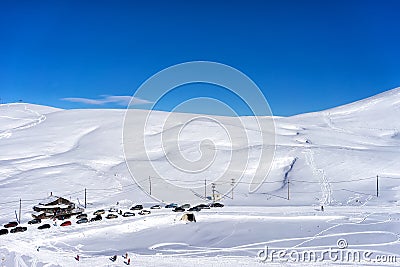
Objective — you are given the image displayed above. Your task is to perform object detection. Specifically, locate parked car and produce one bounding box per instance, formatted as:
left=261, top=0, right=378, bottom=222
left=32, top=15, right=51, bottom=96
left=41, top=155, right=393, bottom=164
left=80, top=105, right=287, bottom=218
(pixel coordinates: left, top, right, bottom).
left=4, top=222, right=18, bottom=228
left=93, top=209, right=105, bottom=215
left=56, top=214, right=71, bottom=220
left=108, top=208, right=118, bottom=212
left=0, top=229, right=9, bottom=235
left=122, top=212, right=135, bottom=217
left=130, top=205, right=143, bottom=210
left=165, top=203, right=178, bottom=208
left=180, top=204, right=191, bottom=209
left=76, top=213, right=87, bottom=219
left=173, top=207, right=185, bottom=212
left=76, top=218, right=89, bottom=224
left=10, top=226, right=27, bottom=233
left=38, top=224, right=51, bottom=230
left=28, top=218, right=41, bottom=224
left=60, top=221, right=72, bottom=227
left=90, top=215, right=102, bottom=222
left=195, top=204, right=210, bottom=210
left=150, top=205, right=161, bottom=209
left=188, top=206, right=201, bottom=212
left=210, top=202, right=224, bottom=208
left=138, top=210, right=151, bottom=215
left=106, top=214, right=118, bottom=219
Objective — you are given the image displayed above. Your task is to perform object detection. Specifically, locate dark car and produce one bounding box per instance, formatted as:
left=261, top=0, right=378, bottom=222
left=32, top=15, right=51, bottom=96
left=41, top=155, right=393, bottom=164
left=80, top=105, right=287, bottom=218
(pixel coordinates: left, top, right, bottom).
left=38, top=224, right=51, bottom=230
left=165, top=203, right=178, bottom=208
left=210, top=202, right=224, bottom=208
left=56, top=214, right=71, bottom=220
left=180, top=204, right=191, bottom=209
left=60, top=221, right=72, bottom=227
left=28, top=218, right=41, bottom=224
left=76, top=218, right=89, bottom=224
left=138, top=210, right=151, bottom=215
left=10, top=226, right=27, bottom=233
left=106, top=214, right=118, bottom=219
left=76, top=214, right=87, bottom=219
left=93, top=209, right=105, bottom=215
left=122, top=212, right=135, bottom=217
left=150, top=205, right=161, bottom=209
left=4, top=221, right=18, bottom=228
left=130, top=205, right=143, bottom=211
left=90, top=214, right=102, bottom=222
left=173, top=207, right=185, bottom=212
left=196, top=204, right=210, bottom=210
left=0, top=229, right=9, bottom=235
left=188, top=206, right=201, bottom=212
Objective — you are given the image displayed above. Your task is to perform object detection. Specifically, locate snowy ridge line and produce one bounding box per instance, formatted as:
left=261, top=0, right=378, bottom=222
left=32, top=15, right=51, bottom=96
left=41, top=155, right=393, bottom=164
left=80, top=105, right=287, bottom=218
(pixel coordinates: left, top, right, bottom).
left=0, top=174, right=393, bottom=206
left=291, top=176, right=377, bottom=184
left=253, top=188, right=382, bottom=195
left=146, top=174, right=384, bottom=185
left=0, top=175, right=391, bottom=205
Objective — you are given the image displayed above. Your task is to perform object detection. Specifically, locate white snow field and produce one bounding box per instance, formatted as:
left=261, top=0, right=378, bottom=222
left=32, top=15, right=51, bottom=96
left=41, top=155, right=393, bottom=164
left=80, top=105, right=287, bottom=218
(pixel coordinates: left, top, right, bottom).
left=1, top=87, right=400, bottom=266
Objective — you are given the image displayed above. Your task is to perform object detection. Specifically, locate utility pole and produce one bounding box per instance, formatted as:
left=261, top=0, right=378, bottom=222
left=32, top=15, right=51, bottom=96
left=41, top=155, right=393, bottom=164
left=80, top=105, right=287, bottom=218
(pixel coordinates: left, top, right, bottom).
left=211, top=183, right=216, bottom=201
left=19, top=199, right=22, bottom=223
left=204, top=179, right=207, bottom=199
left=376, top=175, right=379, bottom=197
left=149, top=176, right=152, bottom=195
left=84, top=188, right=87, bottom=208
left=231, top=178, right=235, bottom=199
left=287, top=177, right=290, bottom=200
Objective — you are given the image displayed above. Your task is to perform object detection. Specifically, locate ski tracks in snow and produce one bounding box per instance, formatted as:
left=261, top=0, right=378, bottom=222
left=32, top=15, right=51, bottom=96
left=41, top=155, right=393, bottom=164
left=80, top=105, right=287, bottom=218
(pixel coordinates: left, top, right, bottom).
left=304, top=149, right=333, bottom=205
left=0, top=105, right=46, bottom=139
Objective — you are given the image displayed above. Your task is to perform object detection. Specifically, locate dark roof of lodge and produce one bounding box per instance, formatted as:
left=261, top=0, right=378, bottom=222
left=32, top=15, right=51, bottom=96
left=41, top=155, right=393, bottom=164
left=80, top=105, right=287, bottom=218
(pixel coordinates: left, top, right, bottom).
left=38, top=195, right=72, bottom=206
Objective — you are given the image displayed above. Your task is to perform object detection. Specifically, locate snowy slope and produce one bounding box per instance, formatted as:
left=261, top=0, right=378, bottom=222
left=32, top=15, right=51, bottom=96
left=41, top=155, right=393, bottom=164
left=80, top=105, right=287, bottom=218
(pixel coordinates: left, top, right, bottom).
left=0, top=88, right=400, bottom=266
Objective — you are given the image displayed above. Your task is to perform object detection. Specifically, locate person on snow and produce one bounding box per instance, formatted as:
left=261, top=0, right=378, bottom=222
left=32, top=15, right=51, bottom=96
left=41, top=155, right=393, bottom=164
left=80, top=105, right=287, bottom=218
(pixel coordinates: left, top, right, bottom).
left=110, top=255, right=117, bottom=262
left=74, top=255, right=80, bottom=261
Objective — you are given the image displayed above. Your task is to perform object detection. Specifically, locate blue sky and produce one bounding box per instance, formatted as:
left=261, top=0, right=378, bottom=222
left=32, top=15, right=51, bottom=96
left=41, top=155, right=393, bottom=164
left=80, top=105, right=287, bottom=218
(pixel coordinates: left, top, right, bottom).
left=0, top=0, right=399, bottom=116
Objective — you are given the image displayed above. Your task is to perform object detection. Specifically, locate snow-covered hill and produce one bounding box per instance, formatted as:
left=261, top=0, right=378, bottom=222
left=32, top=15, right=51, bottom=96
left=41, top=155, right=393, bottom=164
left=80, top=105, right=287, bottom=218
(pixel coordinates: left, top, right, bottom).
left=1, top=88, right=400, bottom=266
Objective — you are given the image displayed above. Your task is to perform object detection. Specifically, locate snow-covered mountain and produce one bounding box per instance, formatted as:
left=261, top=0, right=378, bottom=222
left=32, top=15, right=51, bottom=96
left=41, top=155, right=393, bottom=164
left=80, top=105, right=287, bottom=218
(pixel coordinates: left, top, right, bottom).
left=1, top=88, right=400, bottom=266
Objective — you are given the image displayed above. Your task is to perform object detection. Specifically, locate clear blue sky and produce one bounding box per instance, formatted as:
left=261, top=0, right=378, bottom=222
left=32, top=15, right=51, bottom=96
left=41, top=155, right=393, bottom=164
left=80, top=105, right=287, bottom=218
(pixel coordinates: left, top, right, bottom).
left=1, top=0, right=399, bottom=116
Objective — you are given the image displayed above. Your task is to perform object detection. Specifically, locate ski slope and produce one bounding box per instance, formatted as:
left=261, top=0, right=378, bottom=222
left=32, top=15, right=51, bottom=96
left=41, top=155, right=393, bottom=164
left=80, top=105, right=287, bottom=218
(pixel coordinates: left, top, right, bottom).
left=0, top=88, right=400, bottom=266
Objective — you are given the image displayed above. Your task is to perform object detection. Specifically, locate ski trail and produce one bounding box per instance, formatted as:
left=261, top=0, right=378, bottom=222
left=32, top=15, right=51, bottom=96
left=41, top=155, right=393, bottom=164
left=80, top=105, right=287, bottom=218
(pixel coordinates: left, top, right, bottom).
left=0, top=130, right=12, bottom=139
left=0, top=105, right=46, bottom=139
left=324, top=112, right=347, bottom=133
left=304, top=149, right=333, bottom=205
left=14, top=106, right=46, bottom=131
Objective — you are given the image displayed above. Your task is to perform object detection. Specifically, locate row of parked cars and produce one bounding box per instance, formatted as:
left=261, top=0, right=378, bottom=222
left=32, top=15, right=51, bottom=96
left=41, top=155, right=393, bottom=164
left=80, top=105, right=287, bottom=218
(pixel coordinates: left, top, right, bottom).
left=0, top=202, right=225, bottom=236
left=1, top=219, right=55, bottom=235
left=167, top=202, right=224, bottom=212
left=1, top=221, right=27, bottom=235
left=127, top=202, right=224, bottom=213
